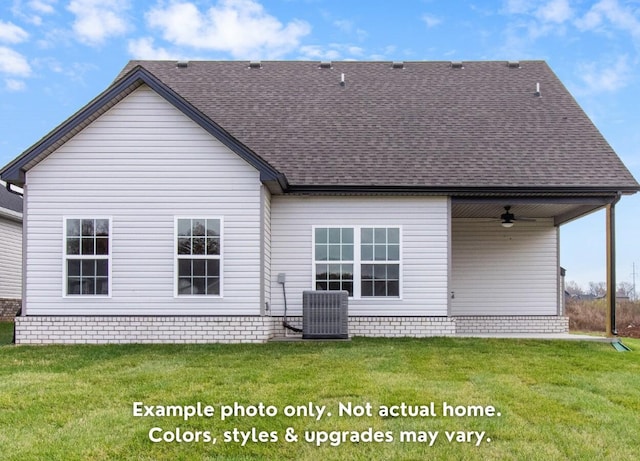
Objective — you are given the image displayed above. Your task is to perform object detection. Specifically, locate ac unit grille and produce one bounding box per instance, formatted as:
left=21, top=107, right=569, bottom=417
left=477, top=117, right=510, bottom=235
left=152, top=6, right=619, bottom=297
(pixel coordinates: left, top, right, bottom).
left=302, top=291, right=349, bottom=339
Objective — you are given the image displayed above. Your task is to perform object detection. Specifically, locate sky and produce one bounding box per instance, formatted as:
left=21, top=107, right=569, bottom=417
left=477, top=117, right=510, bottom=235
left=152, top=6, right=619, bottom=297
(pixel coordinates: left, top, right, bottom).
left=0, top=0, right=639, bottom=291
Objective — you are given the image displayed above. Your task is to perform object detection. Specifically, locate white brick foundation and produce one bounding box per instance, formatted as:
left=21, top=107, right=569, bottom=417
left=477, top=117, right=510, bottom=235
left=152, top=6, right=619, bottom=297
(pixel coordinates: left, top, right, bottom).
left=349, top=316, right=456, bottom=337
left=13, top=315, right=568, bottom=344
left=13, top=316, right=279, bottom=344
left=454, top=316, right=569, bottom=334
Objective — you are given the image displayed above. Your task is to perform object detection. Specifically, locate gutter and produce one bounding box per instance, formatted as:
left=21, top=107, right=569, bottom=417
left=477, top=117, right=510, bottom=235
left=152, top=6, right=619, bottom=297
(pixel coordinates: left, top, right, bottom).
left=0, top=207, right=22, bottom=223
left=284, top=184, right=640, bottom=196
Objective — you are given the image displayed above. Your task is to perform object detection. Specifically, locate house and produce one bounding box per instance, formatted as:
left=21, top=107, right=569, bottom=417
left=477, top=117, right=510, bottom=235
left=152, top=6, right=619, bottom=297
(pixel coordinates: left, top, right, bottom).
left=0, top=181, right=22, bottom=320
left=1, top=60, right=638, bottom=344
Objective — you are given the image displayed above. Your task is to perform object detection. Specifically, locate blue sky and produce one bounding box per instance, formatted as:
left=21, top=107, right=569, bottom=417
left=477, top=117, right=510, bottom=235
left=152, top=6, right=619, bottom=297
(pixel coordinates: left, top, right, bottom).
left=0, top=0, right=639, bottom=290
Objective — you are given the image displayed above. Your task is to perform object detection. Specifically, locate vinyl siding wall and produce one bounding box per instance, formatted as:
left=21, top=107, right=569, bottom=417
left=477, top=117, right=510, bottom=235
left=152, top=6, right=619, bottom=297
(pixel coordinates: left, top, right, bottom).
left=0, top=214, right=22, bottom=299
left=270, top=195, right=450, bottom=316
left=24, top=85, right=263, bottom=316
left=451, top=219, right=558, bottom=315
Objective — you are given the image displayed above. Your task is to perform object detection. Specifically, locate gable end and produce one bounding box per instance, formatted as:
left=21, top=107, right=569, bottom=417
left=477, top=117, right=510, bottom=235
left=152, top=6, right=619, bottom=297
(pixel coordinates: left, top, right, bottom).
left=0, top=66, right=286, bottom=192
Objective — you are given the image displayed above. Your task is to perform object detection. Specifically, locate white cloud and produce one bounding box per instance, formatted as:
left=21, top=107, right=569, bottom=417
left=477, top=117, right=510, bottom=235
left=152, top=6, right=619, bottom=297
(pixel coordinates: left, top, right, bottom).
left=333, top=19, right=368, bottom=41
left=503, top=0, right=532, bottom=15
left=28, top=0, right=56, bottom=14
left=577, top=55, right=632, bottom=94
left=0, top=46, right=31, bottom=76
left=145, top=0, right=311, bottom=59
left=299, top=45, right=341, bottom=61
left=333, top=19, right=353, bottom=33
left=16, top=0, right=57, bottom=25
left=298, top=43, right=366, bottom=61
left=0, top=21, right=29, bottom=43
left=67, top=0, right=131, bottom=46
left=575, top=0, right=640, bottom=38
left=128, top=37, right=178, bottom=60
left=32, top=56, right=63, bottom=73
left=422, top=14, right=442, bottom=28
left=5, top=78, right=26, bottom=91
left=536, top=0, right=572, bottom=23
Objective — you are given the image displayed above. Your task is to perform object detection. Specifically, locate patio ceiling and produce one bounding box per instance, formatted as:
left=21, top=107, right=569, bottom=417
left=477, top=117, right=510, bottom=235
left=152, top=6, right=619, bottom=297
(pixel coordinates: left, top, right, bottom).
left=451, top=197, right=613, bottom=226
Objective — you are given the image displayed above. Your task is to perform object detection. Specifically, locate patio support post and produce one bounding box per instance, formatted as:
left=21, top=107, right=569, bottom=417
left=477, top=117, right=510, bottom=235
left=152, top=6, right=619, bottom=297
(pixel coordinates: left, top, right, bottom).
left=605, top=194, right=621, bottom=337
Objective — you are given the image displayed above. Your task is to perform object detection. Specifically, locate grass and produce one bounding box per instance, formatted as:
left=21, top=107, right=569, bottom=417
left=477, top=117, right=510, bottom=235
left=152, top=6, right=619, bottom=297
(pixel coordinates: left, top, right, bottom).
left=0, top=321, right=13, bottom=345
left=0, top=329, right=639, bottom=460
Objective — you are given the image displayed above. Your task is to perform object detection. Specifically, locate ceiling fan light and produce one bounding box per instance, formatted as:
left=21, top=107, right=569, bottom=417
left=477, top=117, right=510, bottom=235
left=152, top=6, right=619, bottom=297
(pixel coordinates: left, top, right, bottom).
left=500, top=206, right=515, bottom=228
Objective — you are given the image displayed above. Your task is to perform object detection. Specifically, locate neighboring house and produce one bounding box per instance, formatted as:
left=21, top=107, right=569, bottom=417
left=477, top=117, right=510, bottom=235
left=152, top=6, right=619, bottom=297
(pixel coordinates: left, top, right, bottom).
left=0, top=181, right=22, bottom=320
left=1, top=60, right=638, bottom=344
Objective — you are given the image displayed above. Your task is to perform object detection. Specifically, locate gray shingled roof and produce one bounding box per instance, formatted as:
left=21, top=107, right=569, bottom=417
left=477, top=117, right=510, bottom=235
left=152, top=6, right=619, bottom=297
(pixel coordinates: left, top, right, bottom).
left=115, top=60, right=638, bottom=191
left=0, top=184, right=23, bottom=213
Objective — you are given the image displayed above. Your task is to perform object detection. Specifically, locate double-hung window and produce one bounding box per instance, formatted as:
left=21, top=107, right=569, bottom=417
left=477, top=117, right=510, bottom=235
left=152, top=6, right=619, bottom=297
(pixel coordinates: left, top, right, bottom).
left=64, top=218, right=110, bottom=296
left=313, top=226, right=401, bottom=298
left=360, top=227, right=400, bottom=297
left=176, top=218, right=222, bottom=296
left=314, top=227, right=354, bottom=296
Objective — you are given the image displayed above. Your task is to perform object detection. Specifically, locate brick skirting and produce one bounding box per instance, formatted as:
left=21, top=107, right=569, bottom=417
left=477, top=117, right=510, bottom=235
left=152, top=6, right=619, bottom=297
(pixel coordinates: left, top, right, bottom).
left=14, top=316, right=278, bottom=344
left=454, top=315, right=569, bottom=334
left=0, top=299, right=21, bottom=321
left=14, top=315, right=568, bottom=344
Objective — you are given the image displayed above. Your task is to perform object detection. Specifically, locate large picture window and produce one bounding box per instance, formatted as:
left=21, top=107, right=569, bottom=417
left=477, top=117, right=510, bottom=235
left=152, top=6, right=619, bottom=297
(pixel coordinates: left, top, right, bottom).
left=64, top=218, right=110, bottom=296
left=176, top=218, right=222, bottom=296
left=313, top=226, right=401, bottom=298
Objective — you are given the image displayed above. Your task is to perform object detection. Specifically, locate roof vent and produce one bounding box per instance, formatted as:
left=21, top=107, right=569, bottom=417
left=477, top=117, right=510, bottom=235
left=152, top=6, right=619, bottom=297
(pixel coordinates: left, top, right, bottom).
left=319, top=61, right=332, bottom=69
left=392, top=61, right=404, bottom=69
left=507, top=61, right=521, bottom=68
left=176, top=60, right=189, bottom=68
left=249, top=61, right=262, bottom=69
left=450, top=61, right=464, bottom=69
left=534, top=82, right=541, bottom=97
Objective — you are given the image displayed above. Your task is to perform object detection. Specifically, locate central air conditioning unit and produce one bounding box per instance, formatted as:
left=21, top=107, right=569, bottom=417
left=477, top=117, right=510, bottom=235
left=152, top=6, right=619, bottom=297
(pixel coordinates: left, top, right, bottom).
left=302, top=290, right=349, bottom=339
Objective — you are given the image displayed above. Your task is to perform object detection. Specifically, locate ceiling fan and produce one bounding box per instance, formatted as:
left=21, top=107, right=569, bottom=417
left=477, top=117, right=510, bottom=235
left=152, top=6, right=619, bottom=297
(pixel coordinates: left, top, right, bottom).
left=500, top=206, right=536, bottom=228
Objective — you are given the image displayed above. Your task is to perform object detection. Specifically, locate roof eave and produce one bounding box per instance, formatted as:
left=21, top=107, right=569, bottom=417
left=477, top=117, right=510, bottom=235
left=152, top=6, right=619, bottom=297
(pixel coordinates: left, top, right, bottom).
left=0, top=65, right=284, bottom=188
left=285, top=184, right=640, bottom=196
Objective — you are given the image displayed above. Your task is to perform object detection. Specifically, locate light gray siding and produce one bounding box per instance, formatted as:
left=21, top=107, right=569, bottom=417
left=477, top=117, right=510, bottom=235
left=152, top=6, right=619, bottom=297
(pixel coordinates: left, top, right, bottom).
left=270, top=195, right=449, bottom=316
left=451, top=219, right=558, bottom=315
left=0, top=213, right=22, bottom=299
left=24, top=85, right=263, bottom=315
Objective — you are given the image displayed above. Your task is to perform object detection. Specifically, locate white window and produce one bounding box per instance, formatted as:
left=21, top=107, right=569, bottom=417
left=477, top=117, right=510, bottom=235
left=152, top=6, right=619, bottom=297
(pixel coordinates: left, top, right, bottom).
left=64, top=218, right=111, bottom=296
left=176, top=218, right=222, bottom=296
left=360, top=227, right=400, bottom=297
left=313, top=226, right=401, bottom=298
left=314, top=227, right=354, bottom=296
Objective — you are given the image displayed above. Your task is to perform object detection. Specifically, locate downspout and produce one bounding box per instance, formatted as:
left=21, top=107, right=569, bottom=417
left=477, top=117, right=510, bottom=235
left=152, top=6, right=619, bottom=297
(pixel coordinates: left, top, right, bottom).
left=606, top=192, right=622, bottom=337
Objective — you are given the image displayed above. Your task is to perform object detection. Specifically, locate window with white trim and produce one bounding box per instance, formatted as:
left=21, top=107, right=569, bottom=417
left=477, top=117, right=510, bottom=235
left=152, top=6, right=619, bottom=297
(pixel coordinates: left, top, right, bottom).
left=314, top=227, right=354, bottom=296
left=65, top=218, right=110, bottom=296
left=176, top=218, right=222, bottom=296
left=360, top=227, right=400, bottom=297
left=313, top=226, right=401, bottom=298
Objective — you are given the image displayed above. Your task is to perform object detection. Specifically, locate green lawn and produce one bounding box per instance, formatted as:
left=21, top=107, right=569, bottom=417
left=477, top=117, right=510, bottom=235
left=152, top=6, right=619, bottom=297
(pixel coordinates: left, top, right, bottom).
left=1, top=326, right=639, bottom=461
left=0, top=321, right=13, bottom=345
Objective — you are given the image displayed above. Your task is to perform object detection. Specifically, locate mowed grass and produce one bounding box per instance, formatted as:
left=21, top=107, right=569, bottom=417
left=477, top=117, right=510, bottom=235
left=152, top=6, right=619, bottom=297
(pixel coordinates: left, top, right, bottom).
left=0, top=326, right=639, bottom=461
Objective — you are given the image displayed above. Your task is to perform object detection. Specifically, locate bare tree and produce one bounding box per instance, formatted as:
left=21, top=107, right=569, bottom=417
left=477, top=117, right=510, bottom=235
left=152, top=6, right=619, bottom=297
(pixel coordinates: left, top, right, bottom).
left=617, top=281, right=634, bottom=299
left=588, top=281, right=607, bottom=298
left=565, top=280, right=584, bottom=297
